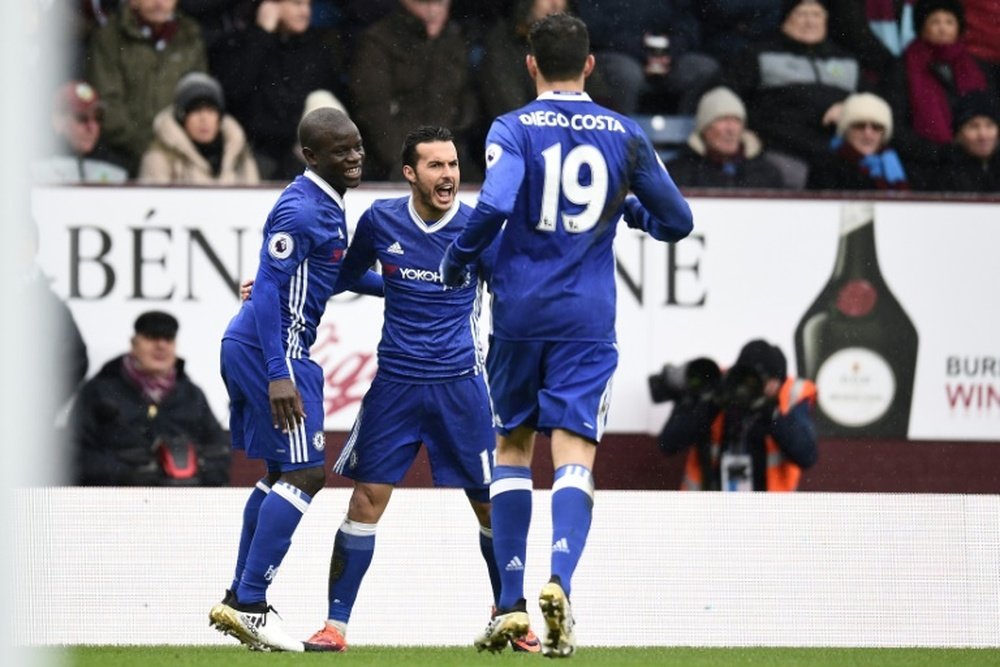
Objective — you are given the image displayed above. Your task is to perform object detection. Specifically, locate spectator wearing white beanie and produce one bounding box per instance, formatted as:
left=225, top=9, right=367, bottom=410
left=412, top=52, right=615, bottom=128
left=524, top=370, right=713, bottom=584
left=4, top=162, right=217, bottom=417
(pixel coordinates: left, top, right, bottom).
left=665, top=86, right=785, bottom=189
left=807, top=92, right=909, bottom=191
left=836, top=92, right=893, bottom=144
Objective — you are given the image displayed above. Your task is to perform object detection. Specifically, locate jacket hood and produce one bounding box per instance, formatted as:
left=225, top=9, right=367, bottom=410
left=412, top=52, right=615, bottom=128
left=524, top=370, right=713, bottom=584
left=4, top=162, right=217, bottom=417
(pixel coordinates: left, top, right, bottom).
left=150, top=106, right=249, bottom=172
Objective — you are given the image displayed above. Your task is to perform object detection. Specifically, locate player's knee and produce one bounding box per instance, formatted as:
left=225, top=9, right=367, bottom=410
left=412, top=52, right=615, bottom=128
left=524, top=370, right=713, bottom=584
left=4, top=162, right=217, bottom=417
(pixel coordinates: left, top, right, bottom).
left=466, top=495, right=491, bottom=527
left=282, top=465, right=326, bottom=497
left=348, top=482, right=392, bottom=523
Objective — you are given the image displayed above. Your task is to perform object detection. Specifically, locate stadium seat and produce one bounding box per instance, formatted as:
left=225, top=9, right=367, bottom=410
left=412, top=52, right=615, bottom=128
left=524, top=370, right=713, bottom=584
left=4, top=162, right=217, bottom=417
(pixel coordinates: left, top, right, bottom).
left=632, top=114, right=695, bottom=163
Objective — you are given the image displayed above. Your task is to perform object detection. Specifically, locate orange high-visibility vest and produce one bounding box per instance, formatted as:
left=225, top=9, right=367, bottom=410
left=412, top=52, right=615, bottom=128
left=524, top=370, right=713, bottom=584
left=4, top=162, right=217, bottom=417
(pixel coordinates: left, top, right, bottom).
left=681, top=378, right=817, bottom=492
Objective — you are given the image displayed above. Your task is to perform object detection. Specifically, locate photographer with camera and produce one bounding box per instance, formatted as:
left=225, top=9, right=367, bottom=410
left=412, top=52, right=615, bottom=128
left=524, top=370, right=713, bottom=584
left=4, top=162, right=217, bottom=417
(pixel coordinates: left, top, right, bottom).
left=70, top=311, right=231, bottom=486
left=651, top=339, right=818, bottom=492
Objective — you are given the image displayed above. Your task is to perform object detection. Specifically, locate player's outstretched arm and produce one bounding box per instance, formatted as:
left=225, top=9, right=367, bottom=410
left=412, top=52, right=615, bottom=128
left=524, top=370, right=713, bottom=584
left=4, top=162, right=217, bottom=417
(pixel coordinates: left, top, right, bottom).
left=624, top=137, right=693, bottom=242
left=441, top=121, right=525, bottom=287
left=334, top=269, right=384, bottom=297
left=333, top=210, right=384, bottom=297
left=440, top=200, right=509, bottom=287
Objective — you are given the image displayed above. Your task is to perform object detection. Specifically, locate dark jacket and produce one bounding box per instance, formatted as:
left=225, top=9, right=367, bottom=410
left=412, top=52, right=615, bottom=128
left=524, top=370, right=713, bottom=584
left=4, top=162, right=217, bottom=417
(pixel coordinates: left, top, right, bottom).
left=806, top=157, right=881, bottom=191
left=86, top=7, right=208, bottom=173
left=70, top=355, right=230, bottom=486
left=212, top=24, right=344, bottom=180
left=479, top=15, right=535, bottom=120
left=725, top=34, right=860, bottom=163
left=937, top=144, right=1000, bottom=193
left=666, top=130, right=785, bottom=189
left=349, top=7, right=479, bottom=180
left=806, top=143, right=910, bottom=191
left=826, top=0, right=909, bottom=81
left=577, top=0, right=703, bottom=61
left=698, top=0, right=783, bottom=65
left=658, top=378, right=818, bottom=491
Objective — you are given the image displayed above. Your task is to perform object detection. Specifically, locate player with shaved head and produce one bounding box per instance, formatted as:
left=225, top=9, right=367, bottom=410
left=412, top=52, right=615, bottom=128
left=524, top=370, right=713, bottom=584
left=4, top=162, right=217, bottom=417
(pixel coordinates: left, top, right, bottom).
left=209, top=107, right=382, bottom=652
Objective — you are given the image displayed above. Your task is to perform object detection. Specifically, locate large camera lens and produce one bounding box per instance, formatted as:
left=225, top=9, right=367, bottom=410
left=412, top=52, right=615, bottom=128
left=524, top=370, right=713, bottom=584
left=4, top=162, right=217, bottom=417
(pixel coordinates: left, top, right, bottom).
left=719, top=364, right=765, bottom=410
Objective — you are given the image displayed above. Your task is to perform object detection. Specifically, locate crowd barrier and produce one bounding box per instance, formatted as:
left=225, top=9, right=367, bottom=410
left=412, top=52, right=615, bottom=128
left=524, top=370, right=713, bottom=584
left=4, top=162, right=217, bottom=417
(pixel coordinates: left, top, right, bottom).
left=13, top=487, right=1000, bottom=647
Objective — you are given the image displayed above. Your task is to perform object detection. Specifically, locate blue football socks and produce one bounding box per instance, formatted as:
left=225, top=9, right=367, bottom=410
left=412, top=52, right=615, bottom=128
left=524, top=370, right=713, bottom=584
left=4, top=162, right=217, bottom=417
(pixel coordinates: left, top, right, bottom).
left=490, top=465, right=533, bottom=610
left=550, top=464, right=594, bottom=598
left=478, top=525, right=502, bottom=606
left=229, top=479, right=270, bottom=594
left=235, top=480, right=312, bottom=605
left=327, top=519, right=377, bottom=624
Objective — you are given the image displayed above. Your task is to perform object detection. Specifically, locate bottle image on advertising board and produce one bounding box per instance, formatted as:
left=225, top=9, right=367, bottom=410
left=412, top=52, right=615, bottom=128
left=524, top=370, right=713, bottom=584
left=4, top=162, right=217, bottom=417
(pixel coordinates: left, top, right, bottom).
left=794, top=203, right=918, bottom=438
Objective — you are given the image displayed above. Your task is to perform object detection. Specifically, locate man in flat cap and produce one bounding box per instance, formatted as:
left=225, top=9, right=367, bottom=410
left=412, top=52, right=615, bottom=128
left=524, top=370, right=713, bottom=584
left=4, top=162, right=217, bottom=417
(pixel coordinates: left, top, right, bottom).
left=69, top=310, right=231, bottom=486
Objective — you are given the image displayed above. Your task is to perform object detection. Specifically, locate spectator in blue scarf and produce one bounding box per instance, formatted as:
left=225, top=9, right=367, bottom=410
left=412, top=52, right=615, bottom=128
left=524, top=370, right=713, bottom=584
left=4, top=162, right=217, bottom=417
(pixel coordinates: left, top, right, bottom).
left=806, top=92, right=910, bottom=190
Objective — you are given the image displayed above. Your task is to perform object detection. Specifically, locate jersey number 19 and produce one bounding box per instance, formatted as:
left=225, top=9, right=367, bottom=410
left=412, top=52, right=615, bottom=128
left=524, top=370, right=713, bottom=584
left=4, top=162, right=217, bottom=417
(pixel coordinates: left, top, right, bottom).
left=536, top=143, right=609, bottom=234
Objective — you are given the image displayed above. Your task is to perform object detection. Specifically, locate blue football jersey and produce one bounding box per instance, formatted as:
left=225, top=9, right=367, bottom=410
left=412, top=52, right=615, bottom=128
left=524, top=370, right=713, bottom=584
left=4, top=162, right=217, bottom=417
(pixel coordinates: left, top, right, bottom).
left=450, top=91, right=693, bottom=343
left=341, top=196, right=495, bottom=381
left=224, top=171, right=350, bottom=380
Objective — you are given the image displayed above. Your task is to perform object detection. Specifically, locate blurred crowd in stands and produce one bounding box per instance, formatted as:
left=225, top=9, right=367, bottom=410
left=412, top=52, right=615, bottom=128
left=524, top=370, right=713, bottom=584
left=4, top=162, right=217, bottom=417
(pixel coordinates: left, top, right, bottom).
left=35, top=0, right=1000, bottom=193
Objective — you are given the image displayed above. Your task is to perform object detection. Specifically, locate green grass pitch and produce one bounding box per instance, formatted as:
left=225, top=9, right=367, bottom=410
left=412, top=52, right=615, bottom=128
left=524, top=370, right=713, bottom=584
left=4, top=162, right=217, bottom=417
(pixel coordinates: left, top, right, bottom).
left=52, top=645, right=1000, bottom=667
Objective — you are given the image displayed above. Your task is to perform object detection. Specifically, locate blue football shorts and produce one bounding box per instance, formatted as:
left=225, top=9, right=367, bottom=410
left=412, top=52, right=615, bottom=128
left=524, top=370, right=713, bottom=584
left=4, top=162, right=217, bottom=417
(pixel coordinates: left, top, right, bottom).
left=486, top=338, right=618, bottom=443
left=220, top=338, right=327, bottom=471
left=333, top=374, right=495, bottom=499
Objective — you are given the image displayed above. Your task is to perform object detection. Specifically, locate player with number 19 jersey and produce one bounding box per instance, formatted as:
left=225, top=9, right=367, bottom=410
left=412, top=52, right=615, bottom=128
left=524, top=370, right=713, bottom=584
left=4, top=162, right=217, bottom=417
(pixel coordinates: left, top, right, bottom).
left=453, top=90, right=692, bottom=343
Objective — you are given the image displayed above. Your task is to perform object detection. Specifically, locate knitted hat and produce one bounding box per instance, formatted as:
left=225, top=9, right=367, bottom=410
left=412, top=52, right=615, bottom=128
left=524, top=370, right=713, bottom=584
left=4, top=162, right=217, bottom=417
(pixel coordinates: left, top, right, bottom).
left=55, top=81, right=103, bottom=115
left=694, top=87, right=746, bottom=135
left=837, top=92, right=894, bottom=142
left=780, top=0, right=828, bottom=23
left=952, top=91, right=1000, bottom=133
left=912, top=0, right=964, bottom=35
left=134, top=311, right=179, bottom=340
left=173, top=72, right=224, bottom=124
left=301, top=89, right=348, bottom=122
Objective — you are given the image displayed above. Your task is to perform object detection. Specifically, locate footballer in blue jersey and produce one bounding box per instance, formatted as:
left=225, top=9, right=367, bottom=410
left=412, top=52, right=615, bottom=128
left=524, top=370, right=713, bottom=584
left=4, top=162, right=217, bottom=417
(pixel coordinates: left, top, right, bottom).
left=301, top=126, right=539, bottom=654
left=210, top=109, right=381, bottom=653
left=441, top=14, right=694, bottom=657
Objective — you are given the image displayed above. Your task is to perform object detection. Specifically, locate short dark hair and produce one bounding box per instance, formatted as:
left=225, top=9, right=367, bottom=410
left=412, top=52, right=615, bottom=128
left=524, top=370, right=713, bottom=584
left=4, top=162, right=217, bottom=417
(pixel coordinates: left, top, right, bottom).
left=401, top=125, right=455, bottom=169
left=528, top=13, right=590, bottom=81
left=298, top=107, right=352, bottom=151
left=134, top=311, right=179, bottom=340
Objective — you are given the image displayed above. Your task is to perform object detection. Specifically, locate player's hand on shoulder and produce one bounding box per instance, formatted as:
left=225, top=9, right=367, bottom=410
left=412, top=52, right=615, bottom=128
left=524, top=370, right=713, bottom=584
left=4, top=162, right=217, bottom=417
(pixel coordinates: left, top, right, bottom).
left=240, top=278, right=254, bottom=302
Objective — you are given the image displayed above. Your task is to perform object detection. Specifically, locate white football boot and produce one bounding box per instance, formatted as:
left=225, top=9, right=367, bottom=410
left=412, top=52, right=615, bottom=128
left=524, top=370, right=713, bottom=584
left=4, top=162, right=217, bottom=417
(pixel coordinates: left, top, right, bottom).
left=539, top=579, right=576, bottom=658
left=473, top=605, right=530, bottom=654
left=209, top=600, right=304, bottom=652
